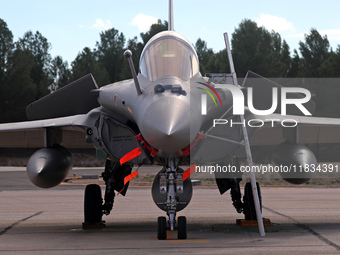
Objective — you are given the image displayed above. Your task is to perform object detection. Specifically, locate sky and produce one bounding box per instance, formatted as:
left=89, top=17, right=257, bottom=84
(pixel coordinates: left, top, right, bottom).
left=1, top=0, right=340, bottom=65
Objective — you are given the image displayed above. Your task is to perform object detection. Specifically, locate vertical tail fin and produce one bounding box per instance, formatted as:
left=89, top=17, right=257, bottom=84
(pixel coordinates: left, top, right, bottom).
left=168, top=0, right=174, bottom=31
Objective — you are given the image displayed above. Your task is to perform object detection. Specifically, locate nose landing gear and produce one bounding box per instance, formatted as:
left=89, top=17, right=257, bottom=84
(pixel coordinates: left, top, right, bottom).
left=152, top=160, right=192, bottom=239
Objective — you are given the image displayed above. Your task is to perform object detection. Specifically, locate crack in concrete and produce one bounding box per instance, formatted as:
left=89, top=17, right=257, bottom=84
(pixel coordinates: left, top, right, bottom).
left=0, top=211, right=43, bottom=236
left=263, top=205, right=340, bottom=252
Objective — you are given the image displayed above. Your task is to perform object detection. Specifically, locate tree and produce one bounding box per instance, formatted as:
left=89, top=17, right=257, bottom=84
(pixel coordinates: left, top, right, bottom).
left=195, top=38, right=215, bottom=74
left=0, top=19, right=13, bottom=83
left=0, top=48, right=36, bottom=122
left=280, top=40, right=292, bottom=76
left=298, top=28, right=330, bottom=77
left=96, top=28, right=126, bottom=82
left=318, top=46, right=340, bottom=77
left=140, top=20, right=168, bottom=45
left=231, top=19, right=291, bottom=77
left=71, top=47, right=110, bottom=87
left=49, top=56, right=71, bottom=92
left=288, top=49, right=301, bottom=77
left=0, top=18, right=14, bottom=120
left=206, top=49, right=230, bottom=74
left=263, top=32, right=291, bottom=77
left=15, top=31, right=53, bottom=99
left=231, top=19, right=261, bottom=77
left=126, top=36, right=143, bottom=76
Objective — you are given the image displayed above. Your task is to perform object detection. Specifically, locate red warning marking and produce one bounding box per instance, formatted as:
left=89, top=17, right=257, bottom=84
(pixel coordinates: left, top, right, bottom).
left=124, top=170, right=138, bottom=185
left=119, top=147, right=142, bottom=165
left=118, top=170, right=138, bottom=195
left=183, top=164, right=197, bottom=181
left=135, top=134, right=158, bottom=157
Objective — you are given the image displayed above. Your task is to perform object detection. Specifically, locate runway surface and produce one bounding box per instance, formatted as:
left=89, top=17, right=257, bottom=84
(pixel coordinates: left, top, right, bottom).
left=1, top=167, right=340, bottom=254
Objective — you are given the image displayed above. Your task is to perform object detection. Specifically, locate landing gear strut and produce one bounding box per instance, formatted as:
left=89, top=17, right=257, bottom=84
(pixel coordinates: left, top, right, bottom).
left=152, top=159, right=192, bottom=239
left=102, top=160, right=132, bottom=215
left=215, top=157, right=244, bottom=214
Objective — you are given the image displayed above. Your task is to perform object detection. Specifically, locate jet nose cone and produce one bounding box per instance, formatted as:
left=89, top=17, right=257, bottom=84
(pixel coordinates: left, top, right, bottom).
left=140, top=98, right=195, bottom=154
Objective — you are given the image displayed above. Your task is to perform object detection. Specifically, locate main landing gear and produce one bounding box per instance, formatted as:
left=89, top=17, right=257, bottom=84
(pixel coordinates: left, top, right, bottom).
left=83, top=160, right=132, bottom=228
left=215, top=158, right=262, bottom=222
left=152, top=159, right=192, bottom=239
left=229, top=180, right=262, bottom=221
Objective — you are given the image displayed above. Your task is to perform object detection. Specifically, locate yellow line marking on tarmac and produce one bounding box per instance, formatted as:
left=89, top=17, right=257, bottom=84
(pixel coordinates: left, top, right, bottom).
left=262, top=187, right=320, bottom=189
left=150, top=231, right=175, bottom=240
left=150, top=231, right=210, bottom=243
left=169, top=239, right=210, bottom=244
left=60, top=182, right=106, bottom=187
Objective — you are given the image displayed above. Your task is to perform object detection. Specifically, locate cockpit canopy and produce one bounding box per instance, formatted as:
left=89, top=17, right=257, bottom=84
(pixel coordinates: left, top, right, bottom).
left=139, top=31, right=199, bottom=82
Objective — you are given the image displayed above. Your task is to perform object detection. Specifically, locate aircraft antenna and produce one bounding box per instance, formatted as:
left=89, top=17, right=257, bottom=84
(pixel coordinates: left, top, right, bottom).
left=124, top=50, right=142, bottom=95
left=168, top=0, right=174, bottom=31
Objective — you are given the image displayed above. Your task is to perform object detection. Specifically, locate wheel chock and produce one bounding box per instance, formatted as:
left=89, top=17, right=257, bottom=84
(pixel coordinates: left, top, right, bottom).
left=236, top=218, right=271, bottom=227
left=82, top=221, right=105, bottom=229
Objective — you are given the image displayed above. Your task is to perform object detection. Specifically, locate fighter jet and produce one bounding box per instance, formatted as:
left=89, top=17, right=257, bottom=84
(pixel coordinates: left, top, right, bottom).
left=1, top=0, right=340, bottom=240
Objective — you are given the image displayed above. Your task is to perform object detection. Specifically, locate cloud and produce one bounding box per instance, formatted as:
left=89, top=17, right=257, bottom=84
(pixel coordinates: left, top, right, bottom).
left=131, top=14, right=158, bottom=32
left=256, top=14, right=295, bottom=32
left=319, top=28, right=340, bottom=41
left=284, top=33, right=305, bottom=39
left=91, top=19, right=112, bottom=30
left=284, top=29, right=340, bottom=42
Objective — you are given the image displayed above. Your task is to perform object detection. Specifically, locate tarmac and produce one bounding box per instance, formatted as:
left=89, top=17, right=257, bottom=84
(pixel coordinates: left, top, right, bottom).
left=1, top=167, right=340, bottom=254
